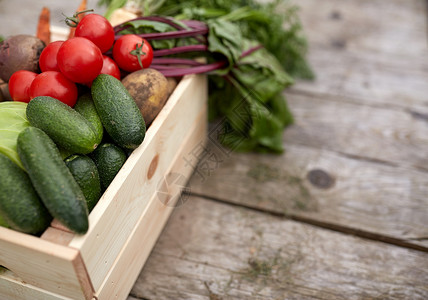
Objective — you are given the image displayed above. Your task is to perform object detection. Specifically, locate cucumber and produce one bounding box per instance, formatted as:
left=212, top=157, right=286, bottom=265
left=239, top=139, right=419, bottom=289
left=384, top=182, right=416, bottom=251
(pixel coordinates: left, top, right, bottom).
left=65, top=154, right=101, bottom=212
left=26, top=96, right=100, bottom=154
left=0, top=153, right=52, bottom=234
left=91, top=143, right=127, bottom=191
left=17, top=127, right=89, bottom=234
left=91, top=74, right=146, bottom=149
left=74, top=93, right=104, bottom=143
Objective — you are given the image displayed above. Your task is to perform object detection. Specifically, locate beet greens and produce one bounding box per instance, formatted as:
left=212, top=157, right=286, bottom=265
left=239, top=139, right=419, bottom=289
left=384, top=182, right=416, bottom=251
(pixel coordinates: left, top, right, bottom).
left=106, top=0, right=312, bottom=153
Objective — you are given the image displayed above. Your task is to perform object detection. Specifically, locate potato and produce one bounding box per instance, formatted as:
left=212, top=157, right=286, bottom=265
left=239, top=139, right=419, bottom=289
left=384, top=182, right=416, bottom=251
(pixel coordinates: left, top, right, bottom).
left=122, top=68, right=172, bottom=126
left=0, top=35, right=45, bottom=82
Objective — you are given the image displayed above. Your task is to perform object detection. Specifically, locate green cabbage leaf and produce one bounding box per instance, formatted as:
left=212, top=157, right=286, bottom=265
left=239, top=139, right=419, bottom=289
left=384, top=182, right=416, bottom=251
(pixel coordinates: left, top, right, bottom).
left=0, top=101, right=29, bottom=169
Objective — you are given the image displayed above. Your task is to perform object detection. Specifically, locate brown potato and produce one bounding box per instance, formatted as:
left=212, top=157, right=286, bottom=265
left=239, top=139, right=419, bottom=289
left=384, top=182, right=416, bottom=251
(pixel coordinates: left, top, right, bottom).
left=122, top=68, right=172, bottom=126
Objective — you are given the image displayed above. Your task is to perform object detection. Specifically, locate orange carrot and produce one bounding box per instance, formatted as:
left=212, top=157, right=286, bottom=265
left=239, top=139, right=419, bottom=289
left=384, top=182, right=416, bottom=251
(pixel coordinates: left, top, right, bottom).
left=36, top=7, right=50, bottom=45
left=68, top=0, right=88, bottom=39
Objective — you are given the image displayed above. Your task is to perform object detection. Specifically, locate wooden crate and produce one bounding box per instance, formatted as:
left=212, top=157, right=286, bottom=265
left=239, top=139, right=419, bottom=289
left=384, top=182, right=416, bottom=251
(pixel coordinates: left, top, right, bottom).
left=0, top=54, right=208, bottom=299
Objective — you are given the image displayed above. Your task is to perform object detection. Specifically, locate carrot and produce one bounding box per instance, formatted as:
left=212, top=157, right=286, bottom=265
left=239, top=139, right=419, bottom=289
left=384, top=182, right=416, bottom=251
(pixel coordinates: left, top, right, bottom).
left=36, top=7, right=50, bottom=45
left=68, top=0, right=88, bottom=39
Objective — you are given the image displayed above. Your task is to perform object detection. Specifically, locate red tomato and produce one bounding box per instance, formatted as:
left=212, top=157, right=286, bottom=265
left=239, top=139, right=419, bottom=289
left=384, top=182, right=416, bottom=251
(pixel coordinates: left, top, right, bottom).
left=112, top=34, right=153, bottom=72
left=39, top=41, right=64, bottom=72
left=100, top=55, right=120, bottom=80
left=75, top=14, right=115, bottom=53
left=57, top=37, right=103, bottom=84
left=29, top=71, right=78, bottom=107
left=8, top=70, right=38, bottom=103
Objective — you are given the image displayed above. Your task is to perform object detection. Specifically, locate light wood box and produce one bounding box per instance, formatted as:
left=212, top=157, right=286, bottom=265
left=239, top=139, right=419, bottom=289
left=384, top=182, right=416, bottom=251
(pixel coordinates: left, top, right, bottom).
left=0, top=25, right=208, bottom=299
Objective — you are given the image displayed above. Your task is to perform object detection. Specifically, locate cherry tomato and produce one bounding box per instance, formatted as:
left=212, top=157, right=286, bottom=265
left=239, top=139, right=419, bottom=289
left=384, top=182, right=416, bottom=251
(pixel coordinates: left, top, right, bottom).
left=83, top=55, right=121, bottom=87
left=100, top=55, right=120, bottom=80
left=8, top=70, right=38, bottom=103
left=57, top=37, right=103, bottom=84
left=29, top=71, right=78, bottom=107
left=75, top=14, right=115, bottom=53
left=112, top=34, right=153, bottom=72
left=38, top=41, right=64, bottom=72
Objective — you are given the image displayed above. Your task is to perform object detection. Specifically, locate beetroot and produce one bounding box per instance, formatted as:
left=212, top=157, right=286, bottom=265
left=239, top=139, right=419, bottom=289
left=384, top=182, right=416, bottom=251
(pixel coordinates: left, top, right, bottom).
left=0, top=35, right=45, bottom=82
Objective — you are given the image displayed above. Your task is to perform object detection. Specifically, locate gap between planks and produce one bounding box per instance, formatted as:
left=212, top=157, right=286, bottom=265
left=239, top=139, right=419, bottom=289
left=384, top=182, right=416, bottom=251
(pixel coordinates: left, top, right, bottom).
left=188, top=192, right=428, bottom=254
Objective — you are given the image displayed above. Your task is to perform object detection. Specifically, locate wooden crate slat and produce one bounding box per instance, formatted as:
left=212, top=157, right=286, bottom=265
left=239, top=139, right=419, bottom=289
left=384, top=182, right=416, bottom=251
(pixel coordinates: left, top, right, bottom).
left=0, top=269, right=72, bottom=300
left=131, top=196, right=428, bottom=299
left=96, top=106, right=207, bottom=299
left=0, top=227, right=93, bottom=299
left=41, top=227, right=75, bottom=246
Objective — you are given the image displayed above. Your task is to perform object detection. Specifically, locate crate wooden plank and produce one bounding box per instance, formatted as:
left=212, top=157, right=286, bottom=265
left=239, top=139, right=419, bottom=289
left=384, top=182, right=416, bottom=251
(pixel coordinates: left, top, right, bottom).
left=294, top=0, right=427, bottom=58
left=41, top=227, right=75, bottom=246
left=97, top=106, right=207, bottom=299
left=130, top=197, right=428, bottom=299
left=0, top=227, right=93, bottom=299
left=68, top=74, right=207, bottom=291
left=0, top=269, right=72, bottom=300
left=189, top=142, right=428, bottom=249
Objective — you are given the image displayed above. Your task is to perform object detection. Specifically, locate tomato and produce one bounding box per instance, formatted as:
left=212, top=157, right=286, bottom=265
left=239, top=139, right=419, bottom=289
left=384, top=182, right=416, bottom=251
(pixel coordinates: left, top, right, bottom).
left=112, top=34, right=153, bottom=72
left=38, top=41, right=64, bottom=72
left=29, top=71, right=78, bottom=107
left=8, top=70, right=38, bottom=103
left=100, top=55, right=120, bottom=80
left=57, top=37, right=103, bottom=84
left=75, top=14, right=115, bottom=53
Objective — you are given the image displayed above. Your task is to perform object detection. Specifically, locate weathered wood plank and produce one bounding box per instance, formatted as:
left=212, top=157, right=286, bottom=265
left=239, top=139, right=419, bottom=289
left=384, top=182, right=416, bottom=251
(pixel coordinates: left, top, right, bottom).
left=130, top=197, right=428, bottom=300
left=282, top=92, right=428, bottom=169
left=188, top=140, right=428, bottom=249
left=293, top=0, right=427, bottom=58
left=289, top=48, right=428, bottom=113
left=285, top=0, right=428, bottom=113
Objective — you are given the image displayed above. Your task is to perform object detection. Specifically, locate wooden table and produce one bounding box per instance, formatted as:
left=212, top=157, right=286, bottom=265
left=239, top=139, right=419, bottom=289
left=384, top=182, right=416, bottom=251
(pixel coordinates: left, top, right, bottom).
left=128, top=0, right=428, bottom=299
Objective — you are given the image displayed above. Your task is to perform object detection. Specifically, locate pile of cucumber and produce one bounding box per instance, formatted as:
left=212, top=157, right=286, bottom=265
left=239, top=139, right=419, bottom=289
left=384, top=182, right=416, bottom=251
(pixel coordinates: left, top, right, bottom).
left=0, top=74, right=145, bottom=235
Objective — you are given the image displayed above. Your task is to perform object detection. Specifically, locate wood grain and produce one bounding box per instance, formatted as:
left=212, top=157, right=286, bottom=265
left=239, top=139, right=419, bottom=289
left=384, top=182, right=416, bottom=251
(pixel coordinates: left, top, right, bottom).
left=0, top=269, right=71, bottom=300
left=128, top=0, right=428, bottom=298
left=289, top=49, right=428, bottom=113
left=283, top=92, right=428, bottom=170
left=0, top=227, right=92, bottom=299
left=130, top=197, right=428, bottom=300
left=185, top=0, right=428, bottom=250
left=188, top=142, right=428, bottom=248
left=96, top=108, right=207, bottom=300
left=294, top=0, right=427, bottom=58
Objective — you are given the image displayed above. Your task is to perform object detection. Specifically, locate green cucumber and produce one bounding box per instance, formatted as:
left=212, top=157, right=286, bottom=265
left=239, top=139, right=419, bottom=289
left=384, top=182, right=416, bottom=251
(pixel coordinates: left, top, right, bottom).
left=74, top=93, right=104, bottom=143
left=0, top=153, right=51, bottom=234
left=65, top=154, right=101, bottom=212
left=91, top=143, right=127, bottom=191
left=17, top=127, right=89, bottom=234
left=91, top=74, right=146, bottom=149
left=26, top=96, right=100, bottom=154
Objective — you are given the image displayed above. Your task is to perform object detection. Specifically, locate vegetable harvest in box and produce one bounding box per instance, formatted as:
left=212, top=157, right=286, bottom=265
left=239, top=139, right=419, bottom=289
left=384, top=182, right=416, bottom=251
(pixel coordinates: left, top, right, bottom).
left=0, top=0, right=312, bottom=236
